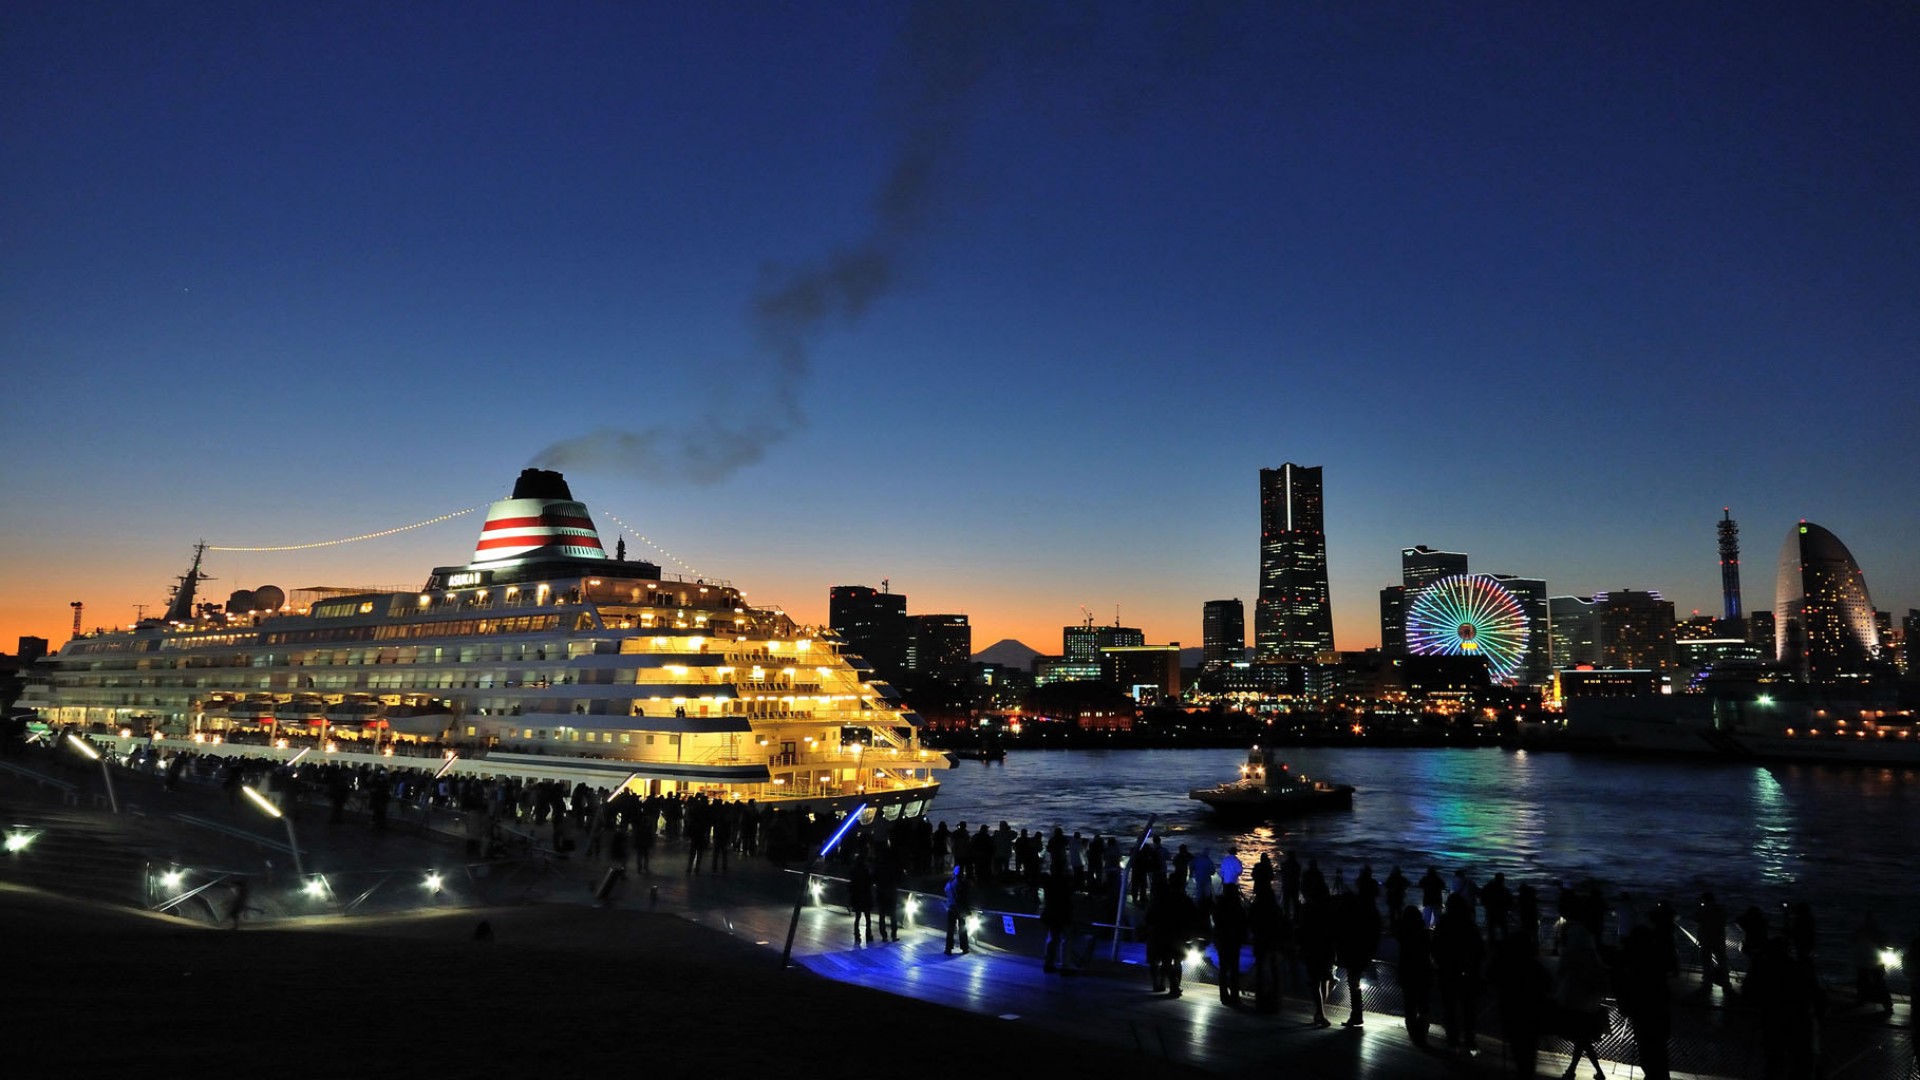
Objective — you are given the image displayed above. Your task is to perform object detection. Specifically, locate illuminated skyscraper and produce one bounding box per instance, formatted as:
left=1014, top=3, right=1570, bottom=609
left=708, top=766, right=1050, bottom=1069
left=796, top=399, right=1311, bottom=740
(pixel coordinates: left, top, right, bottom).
left=1202, top=599, right=1245, bottom=668
left=1595, top=589, right=1676, bottom=670
left=1382, top=545, right=1471, bottom=656
left=829, top=584, right=909, bottom=681
left=1255, top=464, right=1334, bottom=657
left=1775, top=521, right=1880, bottom=685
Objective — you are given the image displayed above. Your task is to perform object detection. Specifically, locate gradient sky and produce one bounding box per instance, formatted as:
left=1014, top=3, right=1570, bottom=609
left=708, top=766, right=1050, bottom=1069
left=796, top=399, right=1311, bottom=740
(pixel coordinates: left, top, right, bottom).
left=4, top=2, right=1916, bottom=658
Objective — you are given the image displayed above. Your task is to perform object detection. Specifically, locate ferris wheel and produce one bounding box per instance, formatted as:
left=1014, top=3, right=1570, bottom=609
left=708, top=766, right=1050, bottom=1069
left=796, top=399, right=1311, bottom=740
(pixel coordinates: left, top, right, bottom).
left=1404, top=574, right=1531, bottom=683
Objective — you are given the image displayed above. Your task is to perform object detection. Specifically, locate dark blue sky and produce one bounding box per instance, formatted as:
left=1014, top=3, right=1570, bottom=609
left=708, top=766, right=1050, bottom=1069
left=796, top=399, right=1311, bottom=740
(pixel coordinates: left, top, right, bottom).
left=4, top=2, right=1916, bottom=651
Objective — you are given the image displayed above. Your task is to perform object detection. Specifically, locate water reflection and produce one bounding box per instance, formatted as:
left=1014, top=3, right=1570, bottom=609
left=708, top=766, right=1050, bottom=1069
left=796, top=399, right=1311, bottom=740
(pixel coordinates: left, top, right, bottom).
left=1747, top=766, right=1796, bottom=887
left=932, top=746, right=1918, bottom=963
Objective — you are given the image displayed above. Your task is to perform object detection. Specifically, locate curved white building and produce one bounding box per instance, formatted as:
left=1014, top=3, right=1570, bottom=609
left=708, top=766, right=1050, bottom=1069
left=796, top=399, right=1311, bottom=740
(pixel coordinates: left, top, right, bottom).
left=1775, top=521, right=1879, bottom=685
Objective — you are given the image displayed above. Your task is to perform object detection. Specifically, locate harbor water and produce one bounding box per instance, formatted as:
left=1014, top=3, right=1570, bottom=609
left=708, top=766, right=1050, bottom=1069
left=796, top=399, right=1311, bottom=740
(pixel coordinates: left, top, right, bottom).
left=931, top=746, right=1920, bottom=973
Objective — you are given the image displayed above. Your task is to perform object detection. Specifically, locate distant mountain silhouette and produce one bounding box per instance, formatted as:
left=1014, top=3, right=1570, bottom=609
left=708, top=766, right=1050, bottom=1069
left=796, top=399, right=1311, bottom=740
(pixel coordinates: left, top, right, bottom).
left=972, top=638, right=1041, bottom=671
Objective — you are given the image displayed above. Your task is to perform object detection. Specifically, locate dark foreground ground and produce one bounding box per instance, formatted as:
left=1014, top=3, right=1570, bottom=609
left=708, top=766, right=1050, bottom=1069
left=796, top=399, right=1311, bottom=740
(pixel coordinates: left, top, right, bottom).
left=0, top=883, right=1199, bottom=1079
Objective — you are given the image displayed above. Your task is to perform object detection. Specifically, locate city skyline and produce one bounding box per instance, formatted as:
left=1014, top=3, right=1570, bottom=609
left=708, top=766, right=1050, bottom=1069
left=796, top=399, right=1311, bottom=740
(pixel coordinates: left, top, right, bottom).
left=3, top=4, right=1917, bottom=657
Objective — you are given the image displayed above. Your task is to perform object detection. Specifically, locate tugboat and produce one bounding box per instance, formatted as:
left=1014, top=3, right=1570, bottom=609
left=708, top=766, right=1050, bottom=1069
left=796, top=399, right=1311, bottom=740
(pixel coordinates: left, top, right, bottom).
left=1189, top=746, right=1354, bottom=821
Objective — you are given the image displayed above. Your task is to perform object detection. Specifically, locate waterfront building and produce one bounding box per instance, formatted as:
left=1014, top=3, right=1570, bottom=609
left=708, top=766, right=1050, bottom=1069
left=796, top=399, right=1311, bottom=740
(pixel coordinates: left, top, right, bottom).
left=829, top=584, right=909, bottom=683
left=905, top=614, right=971, bottom=683
left=1255, top=463, right=1334, bottom=657
left=1775, top=521, right=1880, bottom=686
left=1904, top=610, right=1920, bottom=675
left=1558, top=668, right=1661, bottom=699
left=1549, top=595, right=1601, bottom=670
left=1201, top=599, right=1245, bottom=668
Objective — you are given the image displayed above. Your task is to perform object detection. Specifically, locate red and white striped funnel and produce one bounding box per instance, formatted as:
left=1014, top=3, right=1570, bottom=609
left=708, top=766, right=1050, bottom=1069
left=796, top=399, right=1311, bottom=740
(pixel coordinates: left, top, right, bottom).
left=471, top=469, right=607, bottom=565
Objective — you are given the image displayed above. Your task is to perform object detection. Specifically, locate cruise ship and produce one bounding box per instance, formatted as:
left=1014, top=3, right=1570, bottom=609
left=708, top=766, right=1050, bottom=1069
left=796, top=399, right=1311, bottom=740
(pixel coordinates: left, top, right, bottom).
left=25, top=470, right=948, bottom=820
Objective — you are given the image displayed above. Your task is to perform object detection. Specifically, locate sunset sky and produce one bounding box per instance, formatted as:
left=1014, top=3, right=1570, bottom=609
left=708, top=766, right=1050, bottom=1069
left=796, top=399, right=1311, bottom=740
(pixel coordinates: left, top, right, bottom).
left=4, top=3, right=1916, bottom=658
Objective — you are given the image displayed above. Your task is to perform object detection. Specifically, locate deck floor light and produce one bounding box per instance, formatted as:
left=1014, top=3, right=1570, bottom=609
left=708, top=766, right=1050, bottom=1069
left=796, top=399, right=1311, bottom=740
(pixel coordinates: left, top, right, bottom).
left=4, top=828, right=35, bottom=854
left=65, top=734, right=119, bottom=814
left=241, top=784, right=306, bottom=880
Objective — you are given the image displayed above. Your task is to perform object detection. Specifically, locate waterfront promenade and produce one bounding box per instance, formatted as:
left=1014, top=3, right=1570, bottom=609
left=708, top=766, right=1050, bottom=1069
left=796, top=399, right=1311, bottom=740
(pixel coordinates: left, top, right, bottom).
left=1, top=753, right=1913, bottom=1078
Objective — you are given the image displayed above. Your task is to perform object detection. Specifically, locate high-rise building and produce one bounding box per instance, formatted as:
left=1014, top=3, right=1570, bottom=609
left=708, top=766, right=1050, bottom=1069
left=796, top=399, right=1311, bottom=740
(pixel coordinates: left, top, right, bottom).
left=829, top=585, right=909, bottom=682
left=1595, top=590, right=1676, bottom=670
left=906, top=614, right=972, bottom=683
left=1746, top=610, right=1777, bottom=658
left=1491, top=574, right=1551, bottom=688
left=1380, top=545, right=1472, bottom=657
left=1775, top=521, right=1880, bottom=685
left=1379, top=586, right=1406, bottom=655
left=1201, top=599, right=1245, bottom=668
left=1049, top=622, right=1145, bottom=683
left=1548, top=595, right=1600, bottom=669
left=1404, top=546, right=1470, bottom=592
left=1255, top=464, right=1334, bottom=658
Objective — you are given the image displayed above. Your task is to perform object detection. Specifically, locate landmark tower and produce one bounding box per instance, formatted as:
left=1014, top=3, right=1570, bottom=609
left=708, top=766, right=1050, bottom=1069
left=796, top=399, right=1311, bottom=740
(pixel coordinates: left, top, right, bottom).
left=1255, top=464, right=1334, bottom=657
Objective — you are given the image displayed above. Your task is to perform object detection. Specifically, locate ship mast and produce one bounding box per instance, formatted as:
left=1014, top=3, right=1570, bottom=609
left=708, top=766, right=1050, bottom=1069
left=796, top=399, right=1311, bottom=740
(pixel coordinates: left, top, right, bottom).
left=162, top=541, right=211, bottom=624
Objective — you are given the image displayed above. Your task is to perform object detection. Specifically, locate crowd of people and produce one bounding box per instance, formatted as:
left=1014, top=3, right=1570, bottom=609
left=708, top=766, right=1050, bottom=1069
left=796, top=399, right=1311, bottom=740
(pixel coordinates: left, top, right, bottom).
left=854, top=817, right=1918, bottom=1080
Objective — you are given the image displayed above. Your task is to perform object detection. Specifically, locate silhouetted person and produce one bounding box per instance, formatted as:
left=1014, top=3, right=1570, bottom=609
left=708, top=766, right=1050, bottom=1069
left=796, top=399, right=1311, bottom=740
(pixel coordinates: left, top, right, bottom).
left=1555, top=922, right=1610, bottom=1080
left=1745, top=935, right=1825, bottom=1080
left=943, top=866, right=973, bottom=955
left=1481, top=871, right=1512, bottom=941
left=1419, top=866, right=1446, bottom=928
left=1618, top=924, right=1672, bottom=1080
left=1493, top=932, right=1551, bottom=1079
left=1280, top=850, right=1302, bottom=918
left=1395, top=905, right=1434, bottom=1046
left=1248, top=882, right=1287, bottom=1014
left=873, top=845, right=903, bottom=943
left=847, top=852, right=874, bottom=945
left=1383, top=865, right=1409, bottom=920
left=1432, top=894, right=1485, bottom=1054
left=1297, top=891, right=1336, bottom=1026
left=1334, top=891, right=1379, bottom=1027
left=1212, top=884, right=1248, bottom=1003
left=1147, top=877, right=1198, bottom=998
left=1041, top=870, right=1073, bottom=974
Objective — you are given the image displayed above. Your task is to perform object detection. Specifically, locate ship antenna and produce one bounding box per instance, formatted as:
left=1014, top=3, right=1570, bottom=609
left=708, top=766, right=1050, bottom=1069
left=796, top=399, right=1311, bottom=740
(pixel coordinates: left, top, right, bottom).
left=162, top=541, right=213, bottom=624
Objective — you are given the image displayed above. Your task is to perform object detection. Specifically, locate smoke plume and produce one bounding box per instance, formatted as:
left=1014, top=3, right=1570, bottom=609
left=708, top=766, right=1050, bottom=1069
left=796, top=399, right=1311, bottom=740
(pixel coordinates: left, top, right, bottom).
left=533, top=3, right=1023, bottom=484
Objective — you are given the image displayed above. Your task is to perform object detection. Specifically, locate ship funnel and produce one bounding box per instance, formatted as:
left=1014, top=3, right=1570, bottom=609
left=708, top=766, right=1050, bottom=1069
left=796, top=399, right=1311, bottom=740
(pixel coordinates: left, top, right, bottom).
left=472, top=471, right=607, bottom=566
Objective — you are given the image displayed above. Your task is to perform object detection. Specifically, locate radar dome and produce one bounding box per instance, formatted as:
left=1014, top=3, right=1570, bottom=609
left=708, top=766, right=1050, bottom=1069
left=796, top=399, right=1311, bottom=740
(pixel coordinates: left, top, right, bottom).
left=252, top=585, right=286, bottom=611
